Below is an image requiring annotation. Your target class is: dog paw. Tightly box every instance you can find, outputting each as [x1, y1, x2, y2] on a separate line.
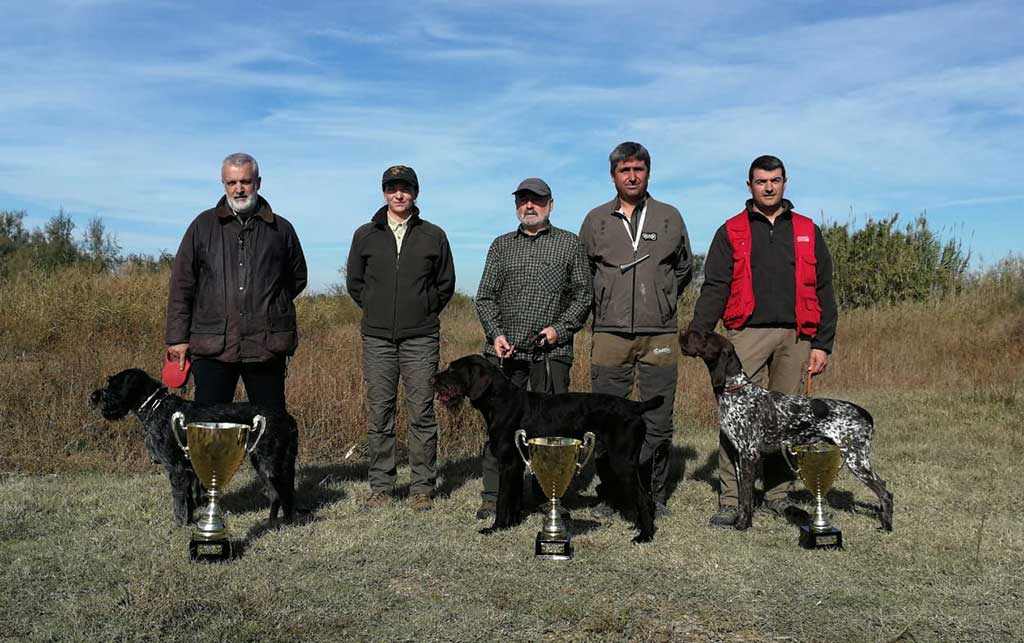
[631, 533, 654, 544]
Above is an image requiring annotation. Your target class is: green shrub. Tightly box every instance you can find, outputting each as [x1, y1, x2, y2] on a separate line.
[823, 212, 968, 308]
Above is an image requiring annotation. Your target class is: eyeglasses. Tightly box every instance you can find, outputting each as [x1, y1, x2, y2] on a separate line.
[515, 194, 550, 206]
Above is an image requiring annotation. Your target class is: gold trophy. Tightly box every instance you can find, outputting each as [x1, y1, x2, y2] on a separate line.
[515, 430, 596, 560]
[787, 443, 844, 550]
[171, 412, 266, 560]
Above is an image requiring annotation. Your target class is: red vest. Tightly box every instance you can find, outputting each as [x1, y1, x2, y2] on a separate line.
[722, 210, 821, 336]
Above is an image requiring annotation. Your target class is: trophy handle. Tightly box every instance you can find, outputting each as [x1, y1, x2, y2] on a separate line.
[782, 443, 799, 475]
[170, 411, 190, 460]
[247, 415, 267, 454]
[514, 429, 532, 474]
[576, 432, 597, 472]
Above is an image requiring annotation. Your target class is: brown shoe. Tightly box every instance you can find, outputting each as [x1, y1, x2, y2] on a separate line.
[361, 491, 391, 510]
[409, 493, 433, 512]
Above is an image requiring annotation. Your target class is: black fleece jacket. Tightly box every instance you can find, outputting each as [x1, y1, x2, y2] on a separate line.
[345, 206, 456, 341]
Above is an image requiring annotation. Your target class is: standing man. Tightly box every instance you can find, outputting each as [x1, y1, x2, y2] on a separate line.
[687, 155, 838, 528]
[579, 142, 693, 517]
[474, 177, 592, 520]
[346, 166, 456, 512]
[166, 153, 307, 410]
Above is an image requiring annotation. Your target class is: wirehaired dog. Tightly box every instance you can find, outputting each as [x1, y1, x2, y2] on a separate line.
[433, 354, 660, 543]
[90, 368, 298, 526]
[680, 330, 893, 532]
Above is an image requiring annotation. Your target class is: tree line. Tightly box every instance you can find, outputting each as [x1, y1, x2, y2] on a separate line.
[1, 208, 970, 309]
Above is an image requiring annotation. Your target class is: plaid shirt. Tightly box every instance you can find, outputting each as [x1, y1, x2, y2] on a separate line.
[476, 225, 592, 361]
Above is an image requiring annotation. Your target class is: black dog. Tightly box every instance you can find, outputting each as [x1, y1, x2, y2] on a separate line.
[680, 330, 894, 532]
[90, 368, 298, 527]
[433, 355, 660, 543]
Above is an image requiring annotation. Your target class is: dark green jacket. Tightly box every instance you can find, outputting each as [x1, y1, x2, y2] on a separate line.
[346, 206, 456, 340]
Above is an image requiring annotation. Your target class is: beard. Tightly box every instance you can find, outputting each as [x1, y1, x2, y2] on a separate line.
[227, 192, 258, 215]
[517, 210, 550, 230]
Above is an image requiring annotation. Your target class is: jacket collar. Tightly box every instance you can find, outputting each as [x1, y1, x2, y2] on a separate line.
[371, 205, 421, 228]
[216, 195, 275, 223]
[605, 192, 653, 216]
[745, 198, 794, 222]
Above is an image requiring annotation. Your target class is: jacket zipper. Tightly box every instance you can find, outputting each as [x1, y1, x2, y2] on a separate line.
[392, 230, 401, 342]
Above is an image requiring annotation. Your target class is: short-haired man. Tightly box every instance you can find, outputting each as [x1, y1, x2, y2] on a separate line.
[688, 155, 838, 528]
[579, 142, 693, 516]
[346, 166, 456, 512]
[474, 177, 592, 520]
[166, 153, 307, 409]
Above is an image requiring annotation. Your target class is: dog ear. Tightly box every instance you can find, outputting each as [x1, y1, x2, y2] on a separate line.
[679, 329, 705, 357]
[466, 359, 495, 401]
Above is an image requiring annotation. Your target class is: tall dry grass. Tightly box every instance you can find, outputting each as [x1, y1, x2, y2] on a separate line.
[1, 259, 1022, 473]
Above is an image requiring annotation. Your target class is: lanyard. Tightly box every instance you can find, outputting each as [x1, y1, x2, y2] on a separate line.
[617, 201, 648, 254]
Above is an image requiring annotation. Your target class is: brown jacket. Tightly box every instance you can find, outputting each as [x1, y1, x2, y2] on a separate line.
[166, 196, 307, 361]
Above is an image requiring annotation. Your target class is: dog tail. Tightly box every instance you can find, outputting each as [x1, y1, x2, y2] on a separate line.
[635, 395, 665, 414]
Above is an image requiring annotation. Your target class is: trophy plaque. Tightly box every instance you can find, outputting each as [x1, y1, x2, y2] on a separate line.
[789, 443, 844, 550]
[171, 412, 266, 561]
[515, 430, 596, 560]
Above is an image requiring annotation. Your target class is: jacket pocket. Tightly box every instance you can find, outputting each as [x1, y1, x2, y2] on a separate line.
[267, 313, 298, 355]
[189, 318, 225, 357]
[799, 254, 817, 286]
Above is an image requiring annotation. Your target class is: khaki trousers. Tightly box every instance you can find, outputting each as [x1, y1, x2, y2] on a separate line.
[717, 327, 811, 507]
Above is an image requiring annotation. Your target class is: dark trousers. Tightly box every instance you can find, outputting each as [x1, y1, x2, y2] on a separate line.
[480, 354, 572, 502]
[362, 333, 440, 497]
[191, 356, 288, 410]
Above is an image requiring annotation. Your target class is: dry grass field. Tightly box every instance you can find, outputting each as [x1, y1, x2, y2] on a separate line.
[1, 261, 1022, 641]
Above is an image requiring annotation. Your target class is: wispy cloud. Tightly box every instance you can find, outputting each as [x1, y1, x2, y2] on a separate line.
[1, 0, 1021, 292]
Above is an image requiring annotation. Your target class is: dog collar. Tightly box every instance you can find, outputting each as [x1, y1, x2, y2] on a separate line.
[722, 379, 752, 394]
[138, 387, 168, 418]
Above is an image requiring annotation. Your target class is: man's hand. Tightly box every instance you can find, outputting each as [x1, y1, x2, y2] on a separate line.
[493, 336, 514, 359]
[537, 326, 558, 346]
[167, 343, 190, 370]
[807, 348, 828, 375]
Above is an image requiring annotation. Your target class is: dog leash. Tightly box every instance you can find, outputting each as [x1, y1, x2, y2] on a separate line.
[806, 372, 813, 397]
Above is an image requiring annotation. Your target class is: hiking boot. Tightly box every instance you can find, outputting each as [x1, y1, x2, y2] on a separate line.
[758, 498, 795, 518]
[708, 505, 739, 528]
[409, 493, 433, 512]
[361, 491, 391, 511]
[475, 499, 496, 520]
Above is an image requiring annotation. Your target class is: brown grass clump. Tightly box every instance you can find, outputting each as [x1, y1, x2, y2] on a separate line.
[1, 260, 1022, 473]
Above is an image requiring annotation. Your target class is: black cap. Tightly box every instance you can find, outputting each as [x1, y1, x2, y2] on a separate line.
[382, 165, 419, 190]
[512, 177, 552, 197]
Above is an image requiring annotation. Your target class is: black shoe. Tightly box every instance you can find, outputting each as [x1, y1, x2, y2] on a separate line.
[475, 500, 496, 520]
[757, 499, 795, 518]
[655, 502, 673, 519]
[708, 505, 739, 528]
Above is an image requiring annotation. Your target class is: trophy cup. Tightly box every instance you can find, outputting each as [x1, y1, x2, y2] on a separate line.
[171, 412, 266, 560]
[787, 443, 844, 550]
[515, 430, 596, 560]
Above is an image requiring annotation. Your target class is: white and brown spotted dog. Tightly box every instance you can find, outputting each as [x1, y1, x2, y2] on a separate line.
[680, 330, 893, 532]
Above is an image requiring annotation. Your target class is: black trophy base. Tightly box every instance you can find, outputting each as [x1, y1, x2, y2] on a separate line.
[189, 537, 233, 561]
[799, 525, 843, 550]
[535, 532, 573, 560]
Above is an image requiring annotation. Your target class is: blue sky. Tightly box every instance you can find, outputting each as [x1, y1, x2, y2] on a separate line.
[2, 0, 1021, 293]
